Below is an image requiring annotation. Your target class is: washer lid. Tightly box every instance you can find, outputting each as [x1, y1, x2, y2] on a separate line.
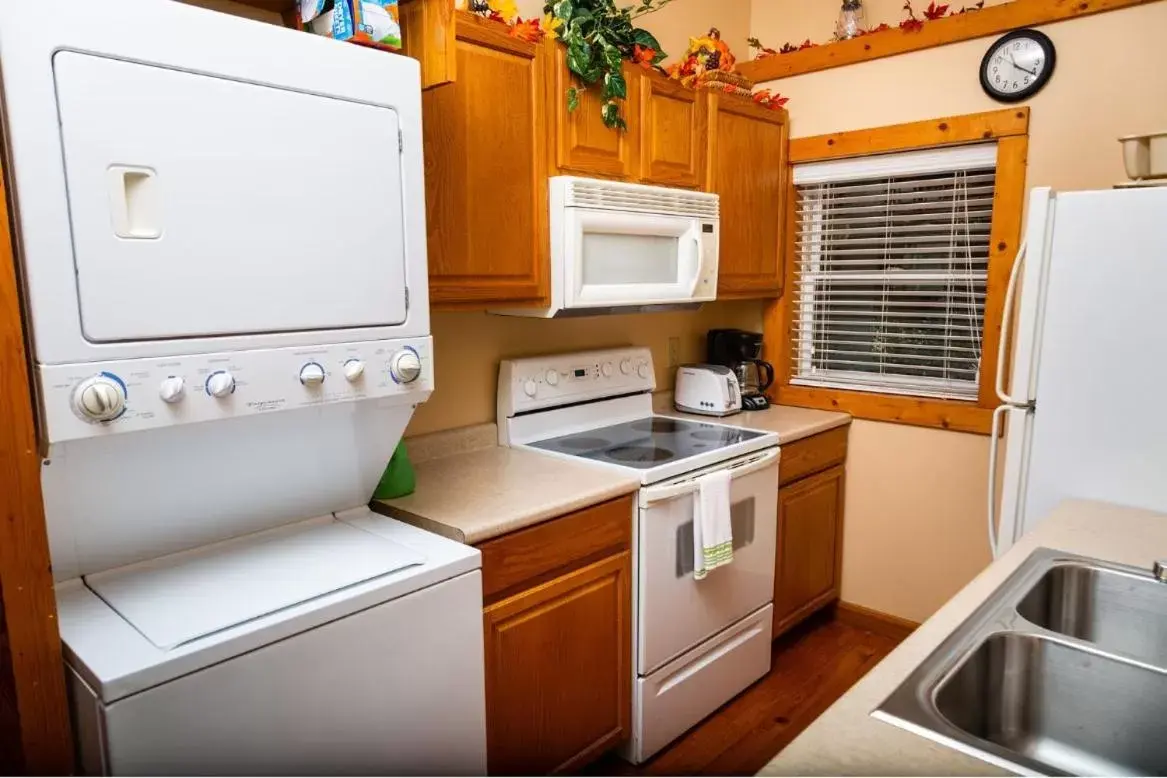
[84, 517, 424, 651]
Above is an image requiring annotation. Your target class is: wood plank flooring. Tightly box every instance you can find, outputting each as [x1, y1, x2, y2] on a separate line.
[585, 609, 903, 776]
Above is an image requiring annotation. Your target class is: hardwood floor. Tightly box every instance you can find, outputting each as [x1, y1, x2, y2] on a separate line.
[585, 609, 903, 776]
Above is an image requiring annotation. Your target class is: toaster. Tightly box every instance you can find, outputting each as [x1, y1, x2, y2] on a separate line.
[674, 364, 742, 417]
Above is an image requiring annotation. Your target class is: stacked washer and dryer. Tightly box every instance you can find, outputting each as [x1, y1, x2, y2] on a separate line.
[0, 0, 485, 774]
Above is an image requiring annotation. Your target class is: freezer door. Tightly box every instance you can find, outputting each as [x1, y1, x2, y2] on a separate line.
[1022, 188, 1167, 528]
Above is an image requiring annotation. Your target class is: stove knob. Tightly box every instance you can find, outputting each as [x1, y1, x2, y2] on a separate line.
[545, 369, 559, 386]
[390, 349, 422, 384]
[73, 375, 126, 422]
[637, 362, 650, 380]
[206, 371, 236, 398]
[343, 359, 366, 382]
[159, 376, 185, 404]
[299, 362, 326, 386]
[523, 379, 538, 398]
[601, 362, 614, 377]
[620, 358, 632, 375]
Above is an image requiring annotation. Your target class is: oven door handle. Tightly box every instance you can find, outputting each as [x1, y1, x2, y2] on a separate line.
[639, 448, 780, 507]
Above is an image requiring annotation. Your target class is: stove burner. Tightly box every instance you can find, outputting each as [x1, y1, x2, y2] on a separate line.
[557, 436, 611, 451]
[632, 418, 685, 434]
[607, 445, 674, 463]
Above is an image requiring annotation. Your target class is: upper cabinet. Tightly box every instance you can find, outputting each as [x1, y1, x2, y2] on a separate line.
[638, 73, 707, 189]
[550, 52, 640, 181]
[421, 15, 549, 307]
[705, 92, 788, 299]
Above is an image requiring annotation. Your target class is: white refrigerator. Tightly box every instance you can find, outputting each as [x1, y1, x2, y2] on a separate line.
[991, 185, 1167, 557]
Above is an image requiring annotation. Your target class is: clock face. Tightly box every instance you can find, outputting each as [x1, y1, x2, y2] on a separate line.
[980, 30, 1055, 102]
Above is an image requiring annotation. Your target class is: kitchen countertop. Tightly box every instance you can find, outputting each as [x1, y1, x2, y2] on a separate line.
[760, 499, 1167, 776]
[371, 436, 641, 545]
[660, 399, 851, 444]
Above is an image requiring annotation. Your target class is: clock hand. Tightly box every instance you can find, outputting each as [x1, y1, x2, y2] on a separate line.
[1008, 51, 1038, 76]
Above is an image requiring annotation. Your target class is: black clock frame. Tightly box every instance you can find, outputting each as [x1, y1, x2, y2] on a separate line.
[979, 29, 1056, 103]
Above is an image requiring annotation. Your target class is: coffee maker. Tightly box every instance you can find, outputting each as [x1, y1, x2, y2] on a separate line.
[706, 329, 774, 410]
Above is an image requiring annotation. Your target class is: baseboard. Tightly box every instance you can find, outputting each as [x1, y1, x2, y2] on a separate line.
[834, 601, 920, 642]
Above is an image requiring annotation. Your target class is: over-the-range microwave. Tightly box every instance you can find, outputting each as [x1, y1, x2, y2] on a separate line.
[493, 176, 719, 318]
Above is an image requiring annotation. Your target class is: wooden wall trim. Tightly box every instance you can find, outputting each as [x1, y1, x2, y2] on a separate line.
[833, 602, 920, 642]
[737, 0, 1160, 82]
[0, 169, 73, 772]
[790, 107, 1029, 163]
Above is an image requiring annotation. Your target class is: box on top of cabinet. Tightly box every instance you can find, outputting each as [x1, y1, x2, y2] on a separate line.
[299, 0, 402, 51]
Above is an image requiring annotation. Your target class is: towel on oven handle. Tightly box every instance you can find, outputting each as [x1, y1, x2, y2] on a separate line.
[693, 468, 733, 580]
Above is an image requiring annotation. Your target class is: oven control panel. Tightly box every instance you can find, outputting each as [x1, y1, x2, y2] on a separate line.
[498, 346, 655, 417]
[38, 337, 433, 444]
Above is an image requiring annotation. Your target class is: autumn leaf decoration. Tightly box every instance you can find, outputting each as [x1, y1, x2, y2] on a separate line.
[751, 88, 789, 110]
[509, 17, 545, 42]
[746, 36, 778, 59]
[899, 1, 924, 31]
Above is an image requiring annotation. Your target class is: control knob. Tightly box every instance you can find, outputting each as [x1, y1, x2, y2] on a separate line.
[159, 376, 186, 404]
[390, 349, 422, 384]
[637, 361, 650, 380]
[601, 362, 614, 377]
[545, 369, 559, 386]
[299, 362, 326, 386]
[72, 375, 126, 422]
[523, 379, 538, 398]
[206, 371, 236, 398]
[620, 358, 632, 375]
[343, 359, 366, 382]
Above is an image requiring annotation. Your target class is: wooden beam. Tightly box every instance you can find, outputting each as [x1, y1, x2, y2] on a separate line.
[0, 169, 73, 772]
[790, 107, 1030, 162]
[738, 0, 1160, 82]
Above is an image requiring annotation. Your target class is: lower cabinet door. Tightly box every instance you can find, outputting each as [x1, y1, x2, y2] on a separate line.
[773, 465, 846, 636]
[483, 551, 631, 775]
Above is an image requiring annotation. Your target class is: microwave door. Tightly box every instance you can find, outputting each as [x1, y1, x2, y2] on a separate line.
[564, 209, 709, 308]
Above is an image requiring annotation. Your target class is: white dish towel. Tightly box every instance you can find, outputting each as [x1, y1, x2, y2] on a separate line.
[692, 469, 733, 580]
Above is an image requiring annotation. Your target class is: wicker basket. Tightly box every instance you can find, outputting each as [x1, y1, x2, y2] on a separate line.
[696, 70, 755, 97]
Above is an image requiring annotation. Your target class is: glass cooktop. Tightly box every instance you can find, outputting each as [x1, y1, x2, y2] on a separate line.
[529, 416, 766, 470]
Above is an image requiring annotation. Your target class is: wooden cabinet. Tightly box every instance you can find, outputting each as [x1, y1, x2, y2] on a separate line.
[421, 14, 548, 306]
[772, 428, 848, 638]
[477, 495, 633, 774]
[548, 49, 639, 180]
[637, 73, 707, 188]
[705, 93, 788, 297]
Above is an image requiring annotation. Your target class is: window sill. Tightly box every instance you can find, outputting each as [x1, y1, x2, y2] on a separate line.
[776, 384, 994, 434]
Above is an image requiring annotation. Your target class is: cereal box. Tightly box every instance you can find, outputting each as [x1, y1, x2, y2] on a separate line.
[299, 0, 402, 51]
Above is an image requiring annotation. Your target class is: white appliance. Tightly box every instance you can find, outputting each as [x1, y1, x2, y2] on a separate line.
[493, 176, 720, 318]
[674, 364, 742, 417]
[990, 186, 1167, 557]
[498, 348, 779, 762]
[0, 1, 486, 774]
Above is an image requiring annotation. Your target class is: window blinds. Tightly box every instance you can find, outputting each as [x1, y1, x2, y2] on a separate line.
[790, 143, 998, 401]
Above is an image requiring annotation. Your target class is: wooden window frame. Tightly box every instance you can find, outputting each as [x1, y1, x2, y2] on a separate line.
[736, 0, 1158, 82]
[763, 108, 1029, 435]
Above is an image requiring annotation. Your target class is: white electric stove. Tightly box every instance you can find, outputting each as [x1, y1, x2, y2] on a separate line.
[498, 347, 780, 763]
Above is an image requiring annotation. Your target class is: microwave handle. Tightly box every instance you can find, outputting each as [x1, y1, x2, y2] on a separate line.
[687, 234, 703, 296]
[640, 448, 780, 506]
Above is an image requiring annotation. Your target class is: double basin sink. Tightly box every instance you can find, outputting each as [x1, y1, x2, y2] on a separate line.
[875, 548, 1167, 776]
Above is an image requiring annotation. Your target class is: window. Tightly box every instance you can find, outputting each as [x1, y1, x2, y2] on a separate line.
[791, 144, 997, 401]
[771, 109, 1030, 434]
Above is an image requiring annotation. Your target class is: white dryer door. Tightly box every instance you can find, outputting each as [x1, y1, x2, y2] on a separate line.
[53, 51, 408, 342]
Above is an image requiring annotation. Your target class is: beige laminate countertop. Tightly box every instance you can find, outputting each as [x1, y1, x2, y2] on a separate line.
[372, 443, 641, 545]
[760, 499, 1167, 776]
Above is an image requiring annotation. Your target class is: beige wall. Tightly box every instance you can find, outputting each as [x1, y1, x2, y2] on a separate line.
[752, 1, 1167, 622]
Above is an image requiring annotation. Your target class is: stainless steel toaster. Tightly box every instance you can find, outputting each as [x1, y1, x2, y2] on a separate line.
[674, 364, 742, 417]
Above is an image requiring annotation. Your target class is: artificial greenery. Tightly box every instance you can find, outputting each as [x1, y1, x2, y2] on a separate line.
[545, 0, 675, 130]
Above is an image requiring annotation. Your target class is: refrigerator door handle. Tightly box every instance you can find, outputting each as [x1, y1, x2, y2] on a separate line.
[987, 404, 1008, 558]
[995, 241, 1028, 406]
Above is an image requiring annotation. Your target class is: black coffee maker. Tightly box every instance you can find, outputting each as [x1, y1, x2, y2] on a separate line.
[706, 329, 774, 411]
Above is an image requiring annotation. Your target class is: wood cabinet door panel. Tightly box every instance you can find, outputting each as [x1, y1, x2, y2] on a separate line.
[484, 552, 631, 775]
[638, 74, 706, 188]
[550, 46, 638, 179]
[423, 17, 548, 305]
[706, 94, 787, 297]
[773, 465, 845, 636]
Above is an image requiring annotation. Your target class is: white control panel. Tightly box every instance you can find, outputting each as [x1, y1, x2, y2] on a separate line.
[498, 347, 655, 418]
[39, 337, 433, 443]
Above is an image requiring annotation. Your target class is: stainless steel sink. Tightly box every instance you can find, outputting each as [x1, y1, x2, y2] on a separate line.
[875, 548, 1167, 776]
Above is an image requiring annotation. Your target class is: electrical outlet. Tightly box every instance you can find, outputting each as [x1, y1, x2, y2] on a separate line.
[668, 337, 681, 368]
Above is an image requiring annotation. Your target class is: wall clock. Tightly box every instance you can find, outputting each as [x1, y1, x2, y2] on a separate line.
[980, 29, 1056, 103]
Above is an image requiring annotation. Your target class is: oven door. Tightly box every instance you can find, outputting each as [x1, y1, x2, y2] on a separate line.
[561, 208, 716, 308]
[636, 448, 779, 675]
